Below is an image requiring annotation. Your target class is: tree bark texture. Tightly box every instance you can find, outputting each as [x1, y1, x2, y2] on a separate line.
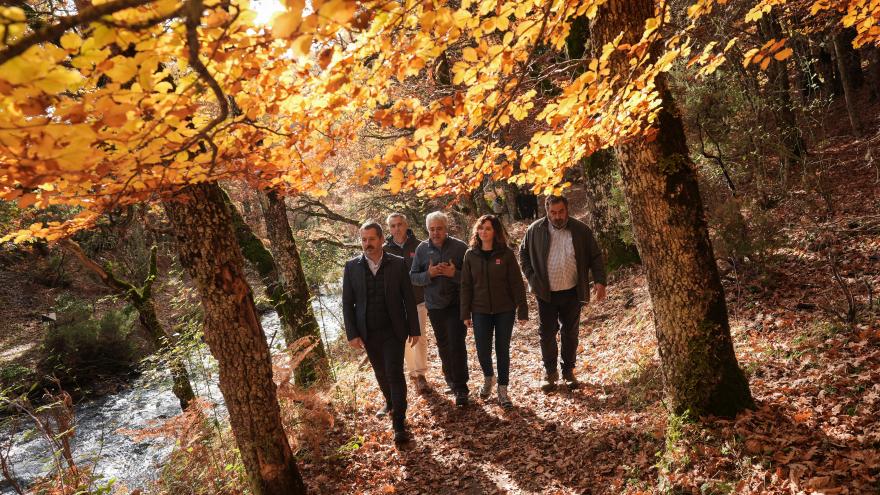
[833, 34, 863, 136]
[590, 0, 754, 417]
[61, 240, 195, 410]
[580, 150, 640, 270]
[260, 191, 329, 386]
[224, 189, 312, 356]
[163, 183, 306, 495]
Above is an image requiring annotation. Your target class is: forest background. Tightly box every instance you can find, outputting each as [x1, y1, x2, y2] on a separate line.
[0, 0, 878, 493]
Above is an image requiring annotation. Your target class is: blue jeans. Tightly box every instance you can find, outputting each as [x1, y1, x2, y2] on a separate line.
[472, 311, 515, 386]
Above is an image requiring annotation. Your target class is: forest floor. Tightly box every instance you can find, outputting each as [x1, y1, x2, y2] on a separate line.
[298, 135, 880, 493]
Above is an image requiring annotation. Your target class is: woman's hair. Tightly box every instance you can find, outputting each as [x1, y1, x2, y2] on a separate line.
[469, 214, 507, 250]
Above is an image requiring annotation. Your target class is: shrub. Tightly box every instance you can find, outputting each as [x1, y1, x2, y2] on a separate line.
[41, 295, 138, 386]
[708, 198, 781, 263]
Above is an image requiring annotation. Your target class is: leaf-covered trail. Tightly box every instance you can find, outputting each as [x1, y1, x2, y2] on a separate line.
[304, 271, 665, 494]
[300, 152, 880, 494]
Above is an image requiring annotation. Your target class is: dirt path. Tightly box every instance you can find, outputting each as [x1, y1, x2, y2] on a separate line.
[300, 155, 880, 494]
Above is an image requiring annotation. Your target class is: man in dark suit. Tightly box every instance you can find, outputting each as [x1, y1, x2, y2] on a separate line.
[343, 221, 420, 444]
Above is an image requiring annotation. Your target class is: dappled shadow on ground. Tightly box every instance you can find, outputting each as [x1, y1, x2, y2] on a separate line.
[388, 384, 664, 495]
[671, 398, 880, 493]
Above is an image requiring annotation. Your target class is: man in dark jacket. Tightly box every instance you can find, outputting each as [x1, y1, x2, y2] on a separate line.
[519, 195, 607, 391]
[384, 213, 431, 393]
[343, 221, 420, 444]
[410, 211, 471, 406]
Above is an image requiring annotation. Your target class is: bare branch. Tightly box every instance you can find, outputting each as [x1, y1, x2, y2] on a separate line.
[289, 196, 360, 226]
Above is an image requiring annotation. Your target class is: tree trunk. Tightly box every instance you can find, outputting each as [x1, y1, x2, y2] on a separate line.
[164, 183, 306, 495]
[224, 190, 310, 350]
[834, 28, 864, 89]
[60, 240, 195, 410]
[866, 46, 880, 101]
[580, 150, 640, 270]
[260, 191, 329, 386]
[500, 181, 519, 223]
[833, 34, 863, 136]
[759, 14, 806, 173]
[591, 0, 754, 417]
[814, 43, 842, 98]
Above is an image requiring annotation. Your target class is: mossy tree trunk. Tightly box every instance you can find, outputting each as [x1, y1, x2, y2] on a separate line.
[164, 183, 306, 495]
[591, 0, 754, 417]
[61, 240, 195, 410]
[259, 191, 329, 386]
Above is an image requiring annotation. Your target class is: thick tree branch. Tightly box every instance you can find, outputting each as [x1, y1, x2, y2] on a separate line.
[59, 238, 138, 297]
[289, 196, 360, 226]
[305, 236, 359, 250]
[180, 0, 229, 154]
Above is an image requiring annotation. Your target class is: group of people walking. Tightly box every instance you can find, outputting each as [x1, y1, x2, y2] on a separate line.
[341, 195, 607, 444]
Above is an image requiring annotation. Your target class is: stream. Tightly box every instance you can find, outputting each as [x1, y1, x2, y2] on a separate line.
[0, 291, 343, 494]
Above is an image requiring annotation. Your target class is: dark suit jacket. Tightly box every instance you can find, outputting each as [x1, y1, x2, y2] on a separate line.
[342, 253, 420, 343]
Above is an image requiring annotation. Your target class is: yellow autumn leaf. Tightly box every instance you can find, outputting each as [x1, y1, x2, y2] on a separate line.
[462, 47, 478, 62]
[773, 47, 793, 61]
[60, 32, 83, 50]
[105, 56, 139, 83]
[273, 9, 303, 38]
[35, 67, 84, 93]
[319, 0, 357, 25]
[388, 167, 404, 194]
[292, 34, 313, 57]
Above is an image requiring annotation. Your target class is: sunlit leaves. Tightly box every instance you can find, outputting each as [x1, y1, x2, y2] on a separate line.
[743, 37, 789, 70]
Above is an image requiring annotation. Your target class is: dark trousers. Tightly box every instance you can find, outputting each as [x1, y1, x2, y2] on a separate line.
[537, 288, 583, 374]
[364, 327, 407, 431]
[427, 304, 469, 394]
[472, 310, 515, 386]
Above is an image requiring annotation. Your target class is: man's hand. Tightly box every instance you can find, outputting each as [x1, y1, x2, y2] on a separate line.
[348, 337, 364, 349]
[427, 260, 442, 278]
[464, 319, 472, 327]
[408, 335, 420, 348]
[438, 261, 456, 277]
[594, 283, 606, 302]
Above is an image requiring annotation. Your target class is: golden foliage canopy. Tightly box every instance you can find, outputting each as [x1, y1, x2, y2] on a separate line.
[1, 0, 876, 241]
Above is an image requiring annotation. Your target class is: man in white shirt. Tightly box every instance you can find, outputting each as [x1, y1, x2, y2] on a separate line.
[519, 195, 607, 391]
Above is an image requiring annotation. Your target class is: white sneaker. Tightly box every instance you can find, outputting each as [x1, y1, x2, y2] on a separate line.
[479, 376, 496, 399]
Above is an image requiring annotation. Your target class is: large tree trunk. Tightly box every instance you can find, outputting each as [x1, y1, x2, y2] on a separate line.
[813, 43, 842, 98]
[580, 150, 640, 270]
[260, 191, 329, 386]
[164, 183, 306, 495]
[833, 28, 864, 89]
[591, 0, 753, 417]
[866, 46, 880, 101]
[224, 189, 318, 361]
[833, 33, 863, 136]
[61, 240, 196, 410]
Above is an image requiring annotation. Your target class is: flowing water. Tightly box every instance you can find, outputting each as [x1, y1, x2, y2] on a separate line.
[1, 292, 344, 494]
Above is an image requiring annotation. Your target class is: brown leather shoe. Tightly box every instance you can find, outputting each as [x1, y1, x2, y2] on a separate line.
[562, 369, 579, 389]
[541, 371, 558, 392]
[414, 375, 430, 394]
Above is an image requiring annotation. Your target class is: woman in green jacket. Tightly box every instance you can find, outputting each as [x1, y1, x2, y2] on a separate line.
[460, 215, 528, 407]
